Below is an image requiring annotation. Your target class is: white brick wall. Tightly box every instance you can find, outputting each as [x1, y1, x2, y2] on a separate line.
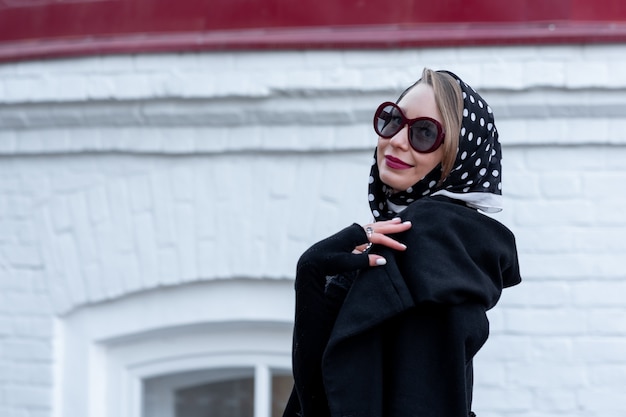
[1, 45, 626, 416]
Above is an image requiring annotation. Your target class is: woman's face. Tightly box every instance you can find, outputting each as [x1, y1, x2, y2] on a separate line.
[376, 83, 445, 193]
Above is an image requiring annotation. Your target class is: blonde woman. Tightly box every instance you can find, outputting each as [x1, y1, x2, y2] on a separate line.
[283, 69, 521, 417]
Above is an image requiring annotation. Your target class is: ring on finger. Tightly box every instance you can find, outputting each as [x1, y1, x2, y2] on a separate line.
[365, 226, 374, 239]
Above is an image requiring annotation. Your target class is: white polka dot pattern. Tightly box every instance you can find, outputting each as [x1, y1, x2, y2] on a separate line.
[438, 71, 502, 203]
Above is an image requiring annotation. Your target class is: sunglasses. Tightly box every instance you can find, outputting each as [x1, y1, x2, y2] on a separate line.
[373, 102, 445, 153]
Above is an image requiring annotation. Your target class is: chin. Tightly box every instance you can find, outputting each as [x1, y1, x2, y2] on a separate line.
[379, 172, 408, 193]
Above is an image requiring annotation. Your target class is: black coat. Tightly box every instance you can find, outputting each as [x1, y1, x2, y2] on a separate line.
[285, 196, 521, 417]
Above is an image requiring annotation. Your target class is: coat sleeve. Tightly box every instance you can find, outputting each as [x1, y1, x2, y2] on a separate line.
[286, 223, 370, 417]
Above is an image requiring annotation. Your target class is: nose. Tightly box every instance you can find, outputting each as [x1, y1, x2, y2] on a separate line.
[388, 125, 410, 150]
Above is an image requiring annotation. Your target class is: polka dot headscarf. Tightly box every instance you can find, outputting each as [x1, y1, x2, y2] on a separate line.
[368, 70, 503, 220]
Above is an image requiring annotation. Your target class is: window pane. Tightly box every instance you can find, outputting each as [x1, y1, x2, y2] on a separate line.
[271, 372, 293, 417]
[175, 376, 254, 417]
[143, 368, 255, 417]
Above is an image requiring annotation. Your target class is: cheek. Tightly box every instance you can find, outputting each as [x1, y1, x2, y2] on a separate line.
[420, 148, 444, 170]
[376, 140, 387, 166]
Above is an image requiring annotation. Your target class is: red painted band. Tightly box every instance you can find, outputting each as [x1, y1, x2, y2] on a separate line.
[3, 0, 626, 62]
[2, 22, 626, 63]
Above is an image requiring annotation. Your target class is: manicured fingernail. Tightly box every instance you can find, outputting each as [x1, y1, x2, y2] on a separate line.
[403, 221, 411, 225]
[393, 217, 402, 222]
[376, 258, 387, 266]
[400, 243, 407, 249]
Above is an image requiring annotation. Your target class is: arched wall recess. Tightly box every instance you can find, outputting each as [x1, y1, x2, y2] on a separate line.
[54, 278, 295, 417]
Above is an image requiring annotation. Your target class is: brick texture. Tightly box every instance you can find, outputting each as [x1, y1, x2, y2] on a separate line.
[1, 45, 626, 416]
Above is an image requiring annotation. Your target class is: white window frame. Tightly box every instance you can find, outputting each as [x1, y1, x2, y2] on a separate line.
[53, 279, 294, 417]
[142, 357, 292, 417]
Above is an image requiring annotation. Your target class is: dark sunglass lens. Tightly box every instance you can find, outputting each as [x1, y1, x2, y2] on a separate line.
[409, 120, 439, 151]
[376, 105, 403, 138]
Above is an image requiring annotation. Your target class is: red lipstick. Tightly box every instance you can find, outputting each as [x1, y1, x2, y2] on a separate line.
[385, 155, 413, 170]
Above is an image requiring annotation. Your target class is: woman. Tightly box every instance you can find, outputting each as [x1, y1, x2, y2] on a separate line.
[283, 69, 521, 417]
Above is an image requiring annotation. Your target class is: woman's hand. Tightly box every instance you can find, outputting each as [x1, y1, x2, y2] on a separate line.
[354, 218, 412, 267]
[297, 219, 412, 278]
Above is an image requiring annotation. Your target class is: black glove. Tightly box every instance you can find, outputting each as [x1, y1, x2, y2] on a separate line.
[296, 223, 370, 279]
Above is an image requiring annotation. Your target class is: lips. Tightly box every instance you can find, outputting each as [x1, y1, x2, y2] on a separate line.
[385, 155, 414, 170]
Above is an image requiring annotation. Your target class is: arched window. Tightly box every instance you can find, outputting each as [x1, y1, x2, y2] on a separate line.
[56, 279, 294, 417]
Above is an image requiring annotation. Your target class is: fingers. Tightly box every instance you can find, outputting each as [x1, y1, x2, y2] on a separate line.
[368, 254, 387, 267]
[352, 218, 412, 268]
[363, 218, 412, 252]
[371, 218, 412, 235]
[371, 233, 408, 251]
[353, 243, 370, 253]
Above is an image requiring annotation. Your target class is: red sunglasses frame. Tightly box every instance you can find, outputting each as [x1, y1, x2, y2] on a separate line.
[373, 101, 445, 154]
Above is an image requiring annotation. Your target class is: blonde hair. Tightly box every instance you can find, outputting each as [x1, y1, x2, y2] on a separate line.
[397, 68, 463, 181]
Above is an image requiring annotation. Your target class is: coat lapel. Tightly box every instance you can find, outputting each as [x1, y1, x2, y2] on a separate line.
[326, 247, 414, 344]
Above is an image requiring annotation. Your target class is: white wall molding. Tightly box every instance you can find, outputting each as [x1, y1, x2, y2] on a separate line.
[3, 88, 626, 156]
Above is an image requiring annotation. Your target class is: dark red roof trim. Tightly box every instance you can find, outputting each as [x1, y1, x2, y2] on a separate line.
[2, 22, 626, 63]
